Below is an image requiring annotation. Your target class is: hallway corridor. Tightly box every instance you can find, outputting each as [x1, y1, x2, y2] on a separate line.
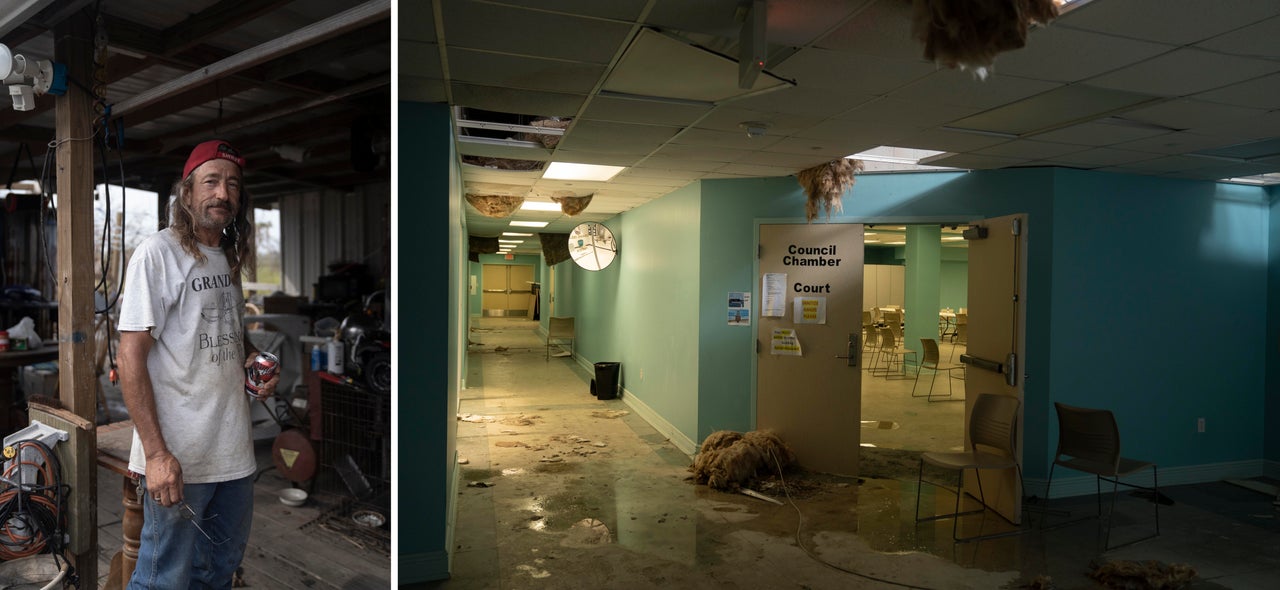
[418, 318, 1280, 589]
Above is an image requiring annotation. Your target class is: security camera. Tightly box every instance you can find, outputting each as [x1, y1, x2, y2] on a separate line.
[0, 43, 66, 111]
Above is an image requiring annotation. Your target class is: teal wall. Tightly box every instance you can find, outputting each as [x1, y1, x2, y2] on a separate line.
[569, 184, 702, 443]
[400, 101, 463, 582]
[1268, 186, 1280, 463]
[1047, 171, 1269, 471]
[940, 257, 968, 311]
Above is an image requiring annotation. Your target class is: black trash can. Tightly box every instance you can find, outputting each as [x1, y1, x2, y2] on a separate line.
[590, 362, 620, 400]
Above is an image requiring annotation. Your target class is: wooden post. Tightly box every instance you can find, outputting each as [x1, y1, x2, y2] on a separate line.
[55, 11, 99, 585]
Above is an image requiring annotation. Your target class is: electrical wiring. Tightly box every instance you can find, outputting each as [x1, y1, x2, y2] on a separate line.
[766, 450, 938, 590]
[0, 440, 70, 563]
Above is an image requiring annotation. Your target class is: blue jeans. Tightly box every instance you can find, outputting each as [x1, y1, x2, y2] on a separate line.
[128, 475, 254, 590]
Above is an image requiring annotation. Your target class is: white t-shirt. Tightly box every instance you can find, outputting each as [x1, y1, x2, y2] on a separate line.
[117, 228, 255, 483]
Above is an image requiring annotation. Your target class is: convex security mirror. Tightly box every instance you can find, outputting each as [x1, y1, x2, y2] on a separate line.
[568, 222, 617, 271]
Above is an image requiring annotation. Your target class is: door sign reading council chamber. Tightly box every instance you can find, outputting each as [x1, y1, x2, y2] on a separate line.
[761, 242, 844, 325]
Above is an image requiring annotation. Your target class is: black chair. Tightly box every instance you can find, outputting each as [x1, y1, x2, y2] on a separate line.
[1043, 402, 1160, 550]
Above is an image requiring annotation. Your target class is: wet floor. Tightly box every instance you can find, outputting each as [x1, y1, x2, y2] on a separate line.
[414, 318, 1280, 589]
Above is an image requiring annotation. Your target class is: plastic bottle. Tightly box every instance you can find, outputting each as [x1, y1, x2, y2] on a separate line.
[326, 339, 345, 375]
[310, 344, 324, 371]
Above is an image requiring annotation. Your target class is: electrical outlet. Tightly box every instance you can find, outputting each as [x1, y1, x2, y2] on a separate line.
[1197, 418, 1205, 433]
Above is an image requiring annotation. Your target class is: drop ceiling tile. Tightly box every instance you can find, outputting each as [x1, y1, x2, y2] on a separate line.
[732, 86, 876, 118]
[446, 49, 605, 94]
[696, 107, 825, 135]
[558, 120, 686, 154]
[1051, 148, 1161, 167]
[995, 26, 1173, 83]
[400, 40, 442, 78]
[733, 150, 845, 169]
[1085, 48, 1280, 97]
[889, 69, 1062, 110]
[457, 140, 552, 161]
[947, 85, 1160, 136]
[654, 142, 751, 162]
[764, 135, 866, 159]
[449, 84, 586, 118]
[579, 96, 711, 126]
[618, 167, 707, 182]
[1121, 99, 1265, 130]
[638, 154, 730, 172]
[815, 0, 922, 61]
[922, 153, 1029, 170]
[1186, 110, 1280, 141]
[500, 0, 648, 21]
[793, 117, 922, 145]
[974, 140, 1085, 160]
[441, 1, 630, 63]
[771, 47, 938, 94]
[1058, 0, 1280, 45]
[603, 29, 791, 102]
[398, 5, 436, 43]
[669, 127, 784, 151]
[1029, 120, 1173, 146]
[1196, 15, 1280, 58]
[833, 97, 980, 128]
[542, 150, 640, 167]
[400, 77, 447, 103]
[1194, 73, 1280, 110]
[894, 128, 1013, 152]
[1111, 132, 1242, 155]
[717, 162, 804, 177]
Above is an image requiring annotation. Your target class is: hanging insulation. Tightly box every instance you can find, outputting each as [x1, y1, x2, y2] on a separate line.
[911, 0, 1059, 76]
[552, 193, 593, 216]
[465, 194, 525, 218]
[468, 235, 500, 262]
[519, 118, 571, 149]
[538, 233, 571, 266]
[796, 159, 862, 222]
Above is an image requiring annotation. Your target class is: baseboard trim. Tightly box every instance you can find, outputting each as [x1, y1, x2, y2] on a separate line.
[619, 387, 698, 458]
[399, 550, 451, 584]
[1025, 459, 1266, 499]
[1266, 460, 1280, 480]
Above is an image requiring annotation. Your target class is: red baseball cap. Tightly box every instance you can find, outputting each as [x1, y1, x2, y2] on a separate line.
[183, 140, 246, 179]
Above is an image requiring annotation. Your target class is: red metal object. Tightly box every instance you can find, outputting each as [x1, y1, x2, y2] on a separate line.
[245, 351, 280, 398]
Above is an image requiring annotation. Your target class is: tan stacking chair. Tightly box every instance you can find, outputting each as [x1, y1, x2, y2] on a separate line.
[915, 393, 1023, 542]
[546, 316, 575, 361]
[912, 338, 965, 401]
[872, 327, 916, 378]
[1042, 403, 1160, 550]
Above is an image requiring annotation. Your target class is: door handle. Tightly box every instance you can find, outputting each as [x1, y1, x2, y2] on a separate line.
[834, 333, 857, 367]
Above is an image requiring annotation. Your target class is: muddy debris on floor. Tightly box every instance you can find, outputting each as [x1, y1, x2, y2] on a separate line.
[690, 430, 795, 491]
[591, 410, 630, 419]
[1087, 560, 1198, 590]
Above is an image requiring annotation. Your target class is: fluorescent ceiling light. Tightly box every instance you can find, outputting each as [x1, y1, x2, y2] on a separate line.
[543, 162, 625, 182]
[499, 239, 524, 244]
[849, 146, 948, 165]
[942, 236, 965, 241]
[520, 201, 562, 211]
[503, 232, 533, 237]
[1221, 173, 1280, 186]
[886, 241, 906, 245]
[510, 220, 549, 228]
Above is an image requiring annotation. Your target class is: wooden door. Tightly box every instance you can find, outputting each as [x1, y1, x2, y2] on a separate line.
[756, 223, 864, 476]
[961, 214, 1027, 525]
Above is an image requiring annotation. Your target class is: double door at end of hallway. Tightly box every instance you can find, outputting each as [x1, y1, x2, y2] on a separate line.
[481, 264, 535, 317]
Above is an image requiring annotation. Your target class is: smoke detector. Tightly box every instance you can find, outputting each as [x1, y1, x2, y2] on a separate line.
[739, 121, 770, 138]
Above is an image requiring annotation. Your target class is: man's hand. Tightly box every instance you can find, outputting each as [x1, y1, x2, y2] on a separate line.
[244, 355, 281, 399]
[145, 450, 184, 507]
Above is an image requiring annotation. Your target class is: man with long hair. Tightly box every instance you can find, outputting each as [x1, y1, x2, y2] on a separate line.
[117, 140, 278, 588]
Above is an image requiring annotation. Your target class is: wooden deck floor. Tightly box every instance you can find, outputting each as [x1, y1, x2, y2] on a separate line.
[94, 441, 391, 588]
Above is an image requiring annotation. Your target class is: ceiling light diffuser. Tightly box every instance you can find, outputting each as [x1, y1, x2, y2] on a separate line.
[520, 201, 562, 211]
[510, 221, 549, 228]
[503, 232, 533, 237]
[543, 162, 625, 182]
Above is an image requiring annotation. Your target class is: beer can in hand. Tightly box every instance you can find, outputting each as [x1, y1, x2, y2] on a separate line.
[246, 351, 280, 399]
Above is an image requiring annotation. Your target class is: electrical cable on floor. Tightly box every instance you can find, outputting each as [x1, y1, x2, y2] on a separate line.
[767, 450, 938, 590]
